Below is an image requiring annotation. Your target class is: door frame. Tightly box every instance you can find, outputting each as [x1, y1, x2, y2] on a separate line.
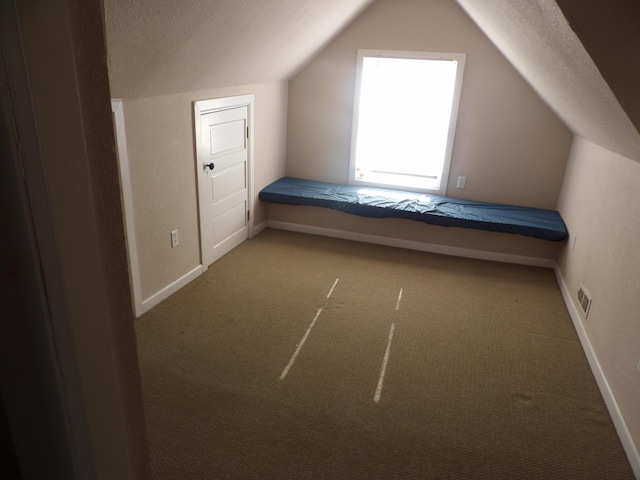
[193, 94, 255, 271]
[111, 100, 143, 317]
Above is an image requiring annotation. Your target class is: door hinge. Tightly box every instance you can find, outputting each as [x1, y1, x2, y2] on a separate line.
[247, 210, 250, 221]
[246, 126, 249, 139]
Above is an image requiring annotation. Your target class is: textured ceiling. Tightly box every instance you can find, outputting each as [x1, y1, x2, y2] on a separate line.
[105, 0, 640, 162]
[104, 0, 375, 99]
[555, 0, 640, 134]
[455, 0, 640, 162]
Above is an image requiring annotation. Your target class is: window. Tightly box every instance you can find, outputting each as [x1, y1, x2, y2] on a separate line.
[349, 50, 466, 195]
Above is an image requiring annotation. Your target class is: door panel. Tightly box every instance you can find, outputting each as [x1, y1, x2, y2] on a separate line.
[210, 189, 247, 219]
[211, 163, 246, 202]
[198, 105, 249, 267]
[213, 201, 247, 246]
[209, 119, 246, 157]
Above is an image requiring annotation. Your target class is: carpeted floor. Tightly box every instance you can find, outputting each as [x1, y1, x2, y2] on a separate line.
[135, 228, 634, 479]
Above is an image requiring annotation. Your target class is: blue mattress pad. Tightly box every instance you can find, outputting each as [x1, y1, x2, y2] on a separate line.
[259, 177, 568, 242]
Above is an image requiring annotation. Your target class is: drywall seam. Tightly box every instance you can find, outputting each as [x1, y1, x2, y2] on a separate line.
[553, 265, 640, 479]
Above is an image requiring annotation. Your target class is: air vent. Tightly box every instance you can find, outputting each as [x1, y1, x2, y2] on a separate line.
[577, 282, 592, 317]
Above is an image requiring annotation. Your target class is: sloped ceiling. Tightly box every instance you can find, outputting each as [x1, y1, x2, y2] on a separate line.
[104, 0, 640, 162]
[555, 0, 640, 135]
[104, 0, 375, 99]
[455, 0, 640, 162]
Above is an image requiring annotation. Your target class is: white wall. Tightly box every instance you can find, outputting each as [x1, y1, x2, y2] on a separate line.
[556, 136, 640, 472]
[277, 0, 572, 262]
[122, 83, 288, 302]
[6, 0, 150, 477]
[286, 0, 572, 209]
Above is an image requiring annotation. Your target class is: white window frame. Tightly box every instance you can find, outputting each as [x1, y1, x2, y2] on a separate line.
[348, 49, 466, 195]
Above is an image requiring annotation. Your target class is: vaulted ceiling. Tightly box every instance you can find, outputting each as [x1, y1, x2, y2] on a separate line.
[104, 0, 375, 99]
[104, 0, 640, 162]
[455, 0, 640, 162]
[556, 0, 640, 134]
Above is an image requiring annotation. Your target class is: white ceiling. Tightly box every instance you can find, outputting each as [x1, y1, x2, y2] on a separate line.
[455, 0, 640, 162]
[105, 0, 375, 99]
[104, 0, 640, 163]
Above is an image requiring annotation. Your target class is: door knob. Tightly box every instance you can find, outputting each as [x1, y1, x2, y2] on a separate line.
[205, 162, 215, 171]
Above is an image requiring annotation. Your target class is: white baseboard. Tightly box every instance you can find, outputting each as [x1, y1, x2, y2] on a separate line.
[252, 220, 268, 237]
[139, 221, 269, 318]
[266, 220, 556, 268]
[140, 265, 203, 316]
[554, 266, 640, 479]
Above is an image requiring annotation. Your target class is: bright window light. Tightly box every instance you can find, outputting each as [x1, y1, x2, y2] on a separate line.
[349, 50, 466, 194]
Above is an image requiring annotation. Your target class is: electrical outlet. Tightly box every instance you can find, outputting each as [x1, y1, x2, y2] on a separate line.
[171, 229, 179, 248]
[456, 176, 467, 189]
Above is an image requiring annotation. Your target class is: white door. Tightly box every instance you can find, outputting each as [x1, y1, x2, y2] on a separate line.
[197, 104, 250, 268]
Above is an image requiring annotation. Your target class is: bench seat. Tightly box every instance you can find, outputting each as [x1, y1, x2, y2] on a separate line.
[259, 177, 568, 242]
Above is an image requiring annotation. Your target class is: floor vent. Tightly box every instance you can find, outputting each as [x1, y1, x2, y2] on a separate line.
[577, 282, 592, 317]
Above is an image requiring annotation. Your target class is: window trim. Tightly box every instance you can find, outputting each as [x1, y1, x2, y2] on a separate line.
[348, 49, 466, 195]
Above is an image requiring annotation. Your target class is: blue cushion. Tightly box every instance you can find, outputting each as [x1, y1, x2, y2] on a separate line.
[259, 177, 568, 242]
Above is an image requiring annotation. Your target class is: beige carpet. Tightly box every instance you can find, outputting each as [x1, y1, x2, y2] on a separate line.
[136, 228, 634, 479]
